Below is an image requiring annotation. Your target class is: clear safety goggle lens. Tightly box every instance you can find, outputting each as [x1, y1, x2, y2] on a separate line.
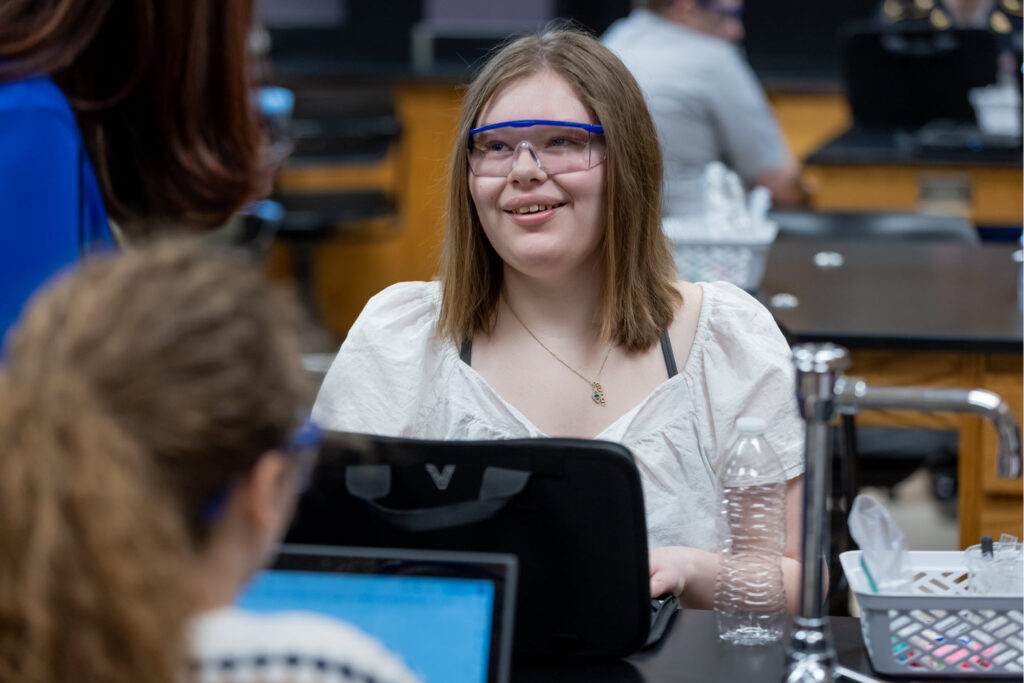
[468, 121, 606, 178]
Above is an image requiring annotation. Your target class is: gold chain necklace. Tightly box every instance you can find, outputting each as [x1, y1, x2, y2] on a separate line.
[503, 297, 613, 406]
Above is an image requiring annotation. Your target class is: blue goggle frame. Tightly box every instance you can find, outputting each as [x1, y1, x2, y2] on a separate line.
[468, 119, 604, 141]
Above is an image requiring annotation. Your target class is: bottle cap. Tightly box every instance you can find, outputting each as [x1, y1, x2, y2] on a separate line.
[736, 416, 767, 436]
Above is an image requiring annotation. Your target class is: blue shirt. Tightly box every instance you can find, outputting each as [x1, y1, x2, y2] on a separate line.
[0, 74, 115, 348]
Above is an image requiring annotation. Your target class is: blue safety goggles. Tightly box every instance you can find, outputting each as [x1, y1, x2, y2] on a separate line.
[467, 120, 606, 177]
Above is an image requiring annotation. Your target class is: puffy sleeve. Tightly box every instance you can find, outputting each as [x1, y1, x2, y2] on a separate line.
[312, 281, 448, 436]
[696, 282, 804, 479]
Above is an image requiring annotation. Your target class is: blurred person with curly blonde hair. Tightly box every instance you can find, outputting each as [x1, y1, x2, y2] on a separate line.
[0, 241, 419, 683]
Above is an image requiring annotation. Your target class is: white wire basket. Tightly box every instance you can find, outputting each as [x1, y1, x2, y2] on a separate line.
[840, 550, 1024, 677]
[663, 217, 777, 292]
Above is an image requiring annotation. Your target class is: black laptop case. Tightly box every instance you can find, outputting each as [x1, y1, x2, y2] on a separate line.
[284, 431, 653, 657]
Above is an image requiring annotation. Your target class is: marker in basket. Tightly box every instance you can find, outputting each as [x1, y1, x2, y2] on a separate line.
[860, 555, 880, 594]
[981, 535, 994, 559]
[835, 664, 886, 683]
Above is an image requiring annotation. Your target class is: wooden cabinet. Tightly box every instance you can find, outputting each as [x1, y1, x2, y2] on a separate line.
[965, 353, 1024, 543]
[848, 349, 1023, 547]
[270, 81, 462, 339]
[806, 164, 1023, 228]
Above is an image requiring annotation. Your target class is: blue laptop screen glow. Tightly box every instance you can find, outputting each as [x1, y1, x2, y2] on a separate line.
[237, 569, 494, 683]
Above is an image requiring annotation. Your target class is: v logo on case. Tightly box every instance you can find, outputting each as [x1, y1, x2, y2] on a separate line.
[425, 463, 456, 490]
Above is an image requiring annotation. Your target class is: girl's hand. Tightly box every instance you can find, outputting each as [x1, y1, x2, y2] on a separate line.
[649, 545, 722, 609]
[649, 546, 698, 598]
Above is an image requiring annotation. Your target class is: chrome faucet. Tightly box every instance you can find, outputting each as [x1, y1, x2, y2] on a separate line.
[783, 343, 1022, 683]
[833, 379, 1022, 479]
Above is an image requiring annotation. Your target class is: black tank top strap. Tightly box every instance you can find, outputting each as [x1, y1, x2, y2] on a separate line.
[660, 330, 678, 378]
[459, 337, 473, 365]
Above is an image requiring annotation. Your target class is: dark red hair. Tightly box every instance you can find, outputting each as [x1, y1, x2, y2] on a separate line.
[0, 0, 269, 234]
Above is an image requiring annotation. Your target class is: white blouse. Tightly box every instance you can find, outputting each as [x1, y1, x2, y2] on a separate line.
[313, 280, 804, 552]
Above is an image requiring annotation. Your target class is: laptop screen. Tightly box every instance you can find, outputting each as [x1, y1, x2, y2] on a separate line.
[236, 545, 516, 683]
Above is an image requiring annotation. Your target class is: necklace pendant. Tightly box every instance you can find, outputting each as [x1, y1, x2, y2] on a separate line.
[591, 381, 606, 406]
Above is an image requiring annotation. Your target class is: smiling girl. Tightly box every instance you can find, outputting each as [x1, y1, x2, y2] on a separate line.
[314, 29, 806, 611]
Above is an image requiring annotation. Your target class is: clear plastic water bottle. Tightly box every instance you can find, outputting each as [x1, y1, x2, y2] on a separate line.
[714, 416, 787, 645]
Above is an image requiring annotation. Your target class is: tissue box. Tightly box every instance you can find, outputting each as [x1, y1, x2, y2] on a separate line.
[840, 550, 1024, 677]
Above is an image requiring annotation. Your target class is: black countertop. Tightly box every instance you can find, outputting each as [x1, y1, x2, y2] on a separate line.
[806, 126, 1023, 167]
[511, 609, 1007, 682]
[760, 240, 1023, 353]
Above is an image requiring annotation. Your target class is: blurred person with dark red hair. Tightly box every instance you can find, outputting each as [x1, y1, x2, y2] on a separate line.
[0, 0, 273, 342]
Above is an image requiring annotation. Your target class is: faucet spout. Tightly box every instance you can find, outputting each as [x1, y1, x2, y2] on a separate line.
[834, 378, 1022, 479]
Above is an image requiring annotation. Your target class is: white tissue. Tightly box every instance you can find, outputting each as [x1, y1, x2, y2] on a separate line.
[849, 494, 913, 593]
[663, 162, 777, 244]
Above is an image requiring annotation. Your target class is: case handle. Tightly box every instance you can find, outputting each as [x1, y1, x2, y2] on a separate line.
[344, 465, 531, 532]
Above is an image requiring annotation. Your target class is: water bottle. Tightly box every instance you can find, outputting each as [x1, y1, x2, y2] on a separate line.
[714, 416, 787, 645]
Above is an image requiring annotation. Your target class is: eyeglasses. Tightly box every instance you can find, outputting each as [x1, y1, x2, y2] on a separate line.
[468, 119, 606, 178]
[203, 417, 323, 523]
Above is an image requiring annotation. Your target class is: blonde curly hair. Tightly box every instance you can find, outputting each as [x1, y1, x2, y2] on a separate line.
[0, 240, 311, 683]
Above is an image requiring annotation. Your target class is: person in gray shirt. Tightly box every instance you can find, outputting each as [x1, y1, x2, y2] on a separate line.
[602, 0, 810, 215]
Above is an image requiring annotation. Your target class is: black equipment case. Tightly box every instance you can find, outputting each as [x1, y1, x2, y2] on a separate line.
[284, 431, 653, 656]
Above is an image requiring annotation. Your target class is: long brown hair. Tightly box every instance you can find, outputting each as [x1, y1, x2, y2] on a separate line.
[0, 0, 269, 235]
[437, 29, 681, 352]
[0, 240, 311, 683]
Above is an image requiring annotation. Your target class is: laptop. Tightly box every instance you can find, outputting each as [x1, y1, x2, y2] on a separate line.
[237, 544, 517, 683]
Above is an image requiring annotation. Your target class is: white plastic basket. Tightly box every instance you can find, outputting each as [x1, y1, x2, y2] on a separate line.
[663, 217, 777, 292]
[840, 550, 1024, 677]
